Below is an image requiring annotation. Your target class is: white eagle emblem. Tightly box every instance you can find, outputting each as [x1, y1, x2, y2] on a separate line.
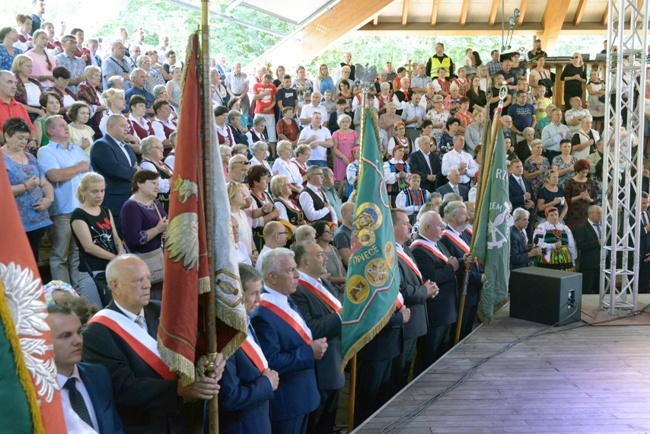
[0, 262, 58, 403]
[487, 201, 511, 249]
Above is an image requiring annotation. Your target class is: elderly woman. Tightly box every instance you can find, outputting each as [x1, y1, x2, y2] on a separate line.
[276, 106, 300, 145]
[332, 114, 359, 183]
[438, 117, 460, 155]
[246, 115, 268, 146]
[229, 182, 255, 257]
[152, 85, 178, 120]
[151, 99, 177, 148]
[77, 65, 107, 128]
[536, 170, 567, 223]
[3, 117, 53, 261]
[12, 55, 44, 121]
[291, 144, 311, 183]
[228, 97, 249, 131]
[272, 140, 303, 193]
[533, 207, 577, 271]
[561, 52, 587, 110]
[313, 221, 347, 290]
[426, 94, 450, 145]
[564, 159, 597, 231]
[140, 136, 172, 211]
[26, 30, 56, 89]
[384, 145, 410, 207]
[315, 63, 335, 95]
[379, 102, 402, 140]
[147, 50, 171, 83]
[293, 66, 313, 103]
[515, 127, 536, 162]
[250, 141, 272, 171]
[464, 110, 484, 157]
[443, 83, 461, 116]
[523, 139, 550, 194]
[98, 88, 126, 135]
[214, 105, 234, 146]
[377, 82, 393, 114]
[552, 140, 577, 189]
[71, 172, 125, 307]
[220, 145, 232, 178]
[136, 54, 160, 93]
[34, 91, 60, 146]
[210, 68, 229, 107]
[248, 165, 280, 250]
[387, 120, 412, 159]
[227, 109, 248, 145]
[271, 175, 304, 227]
[571, 116, 599, 161]
[127, 95, 154, 140]
[67, 101, 94, 155]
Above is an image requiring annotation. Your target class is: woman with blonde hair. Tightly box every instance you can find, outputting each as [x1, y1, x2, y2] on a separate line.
[229, 182, 255, 258]
[26, 30, 56, 88]
[12, 54, 44, 121]
[140, 136, 173, 210]
[271, 175, 304, 227]
[271, 140, 303, 193]
[315, 63, 335, 95]
[98, 88, 126, 135]
[77, 65, 108, 128]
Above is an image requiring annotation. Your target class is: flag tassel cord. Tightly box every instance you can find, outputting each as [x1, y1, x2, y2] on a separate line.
[453, 106, 503, 345]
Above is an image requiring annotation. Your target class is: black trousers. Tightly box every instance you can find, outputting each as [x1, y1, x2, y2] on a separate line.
[307, 388, 339, 434]
[413, 324, 451, 377]
[391, 337, 417, 393]
[354, 358, 393, 427]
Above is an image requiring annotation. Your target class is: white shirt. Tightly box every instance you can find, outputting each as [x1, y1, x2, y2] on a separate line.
[299, 104, 328, 126]
[272, 158, 303, 186]
[298, 125, 332, 162]
[262, 285, 313, 340]
[299, 183, 338, 224]
[541, 122, 570, 152]
[256, 245, 273, 272]
[401, 102, 425, 128]
[57, 365, 100, 434]
[441, 149, 478, 184]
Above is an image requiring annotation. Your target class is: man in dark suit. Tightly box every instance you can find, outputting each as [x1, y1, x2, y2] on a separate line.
[411, 211, 459, 375]
[409, 133, 440, 192]
[292, 241, 344, 434]
[391, 209, 438, 392]
[510, 208, 543, 271]
[218, 264, 278, 434]
[82, 255, 222, 434]
[90, 115, 140, 235]
[437, 168, 469, 201]
[438, 201, 484, 340]
[48, 304, 123, 434]
[509, 159, 536, 236]
[574, 205, 603, 294]
[252, 248, 328, 434]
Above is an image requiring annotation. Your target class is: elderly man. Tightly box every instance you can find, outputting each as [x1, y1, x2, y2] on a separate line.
[299, 91, 328, 126]
[574, 205, 603, 294]
[54, 34, 86, 92]
[393, 76, 411, 114]
[292, 241, 343, 434]
[297, 112, 332, 168]
[124, 68, 155, 113]
[219, 264, 278, 434]
[299, 165, 338, 224]
[411, 63, 432, 93]
[90, 115, 140, 235]
[48, 305, 123, 433]
[225, 62, 250, 114]
[102, 40, 133, 90]
[333, 202, 354, 268]
[37, 115, 89, 285]
[437, 168, 469, 201]
[441, 136, 479, 188]
[0, 70, 35, 143]
[82, 255, 223, 433]
[391, 209, 438, 392]
[411, 211, 459, 374]
[251, 248, 327, 434]
[510, 207, 542, 271]
[256, 221, 289, 273]
[438, 201, 484, 340]
[542, 108, 571, 162]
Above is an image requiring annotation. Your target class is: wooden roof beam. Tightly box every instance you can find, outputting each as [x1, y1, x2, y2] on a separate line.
[573, 0, 588, 26]
[402, 0, 410, 26]
[373, 16, 379, 26]
[431, 0, 440, 26]
[517, 0, 528, 26]
[539, 0, 572, 53]
[601, 4, 608, 27]
[488, 0, 499, 26]
[460, 0, 470, 26]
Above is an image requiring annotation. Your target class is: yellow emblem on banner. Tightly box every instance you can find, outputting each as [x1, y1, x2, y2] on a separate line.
[365, 258, 389, 286]
[384, 242, 395, 268]
[347, 275, 370, 304]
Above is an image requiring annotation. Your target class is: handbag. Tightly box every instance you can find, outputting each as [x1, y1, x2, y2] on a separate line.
[139, 201, 165, 284]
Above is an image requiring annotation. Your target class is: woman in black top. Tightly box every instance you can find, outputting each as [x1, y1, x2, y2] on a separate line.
[561, 53, 587, 110]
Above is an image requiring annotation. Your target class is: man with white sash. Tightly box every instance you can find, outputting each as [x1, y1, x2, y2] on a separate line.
[391, 209, 439, 392]
[410, 211, 460, 376]
[218, 264, 279, 434]
[82, 255, 222, 434]
[292, 241, 344, 434]
[438, 201, 485, 341]
[251, 248, 328, 434]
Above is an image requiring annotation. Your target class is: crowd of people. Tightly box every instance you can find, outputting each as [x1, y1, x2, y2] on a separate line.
[2, 5, 650, 433]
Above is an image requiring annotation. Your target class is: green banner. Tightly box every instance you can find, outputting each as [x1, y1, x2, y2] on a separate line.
[473, 127, 510, 323]
[341, 108, 401, 369]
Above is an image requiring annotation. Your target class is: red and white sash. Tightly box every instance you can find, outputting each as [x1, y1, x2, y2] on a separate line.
[396, 292, 405, 309]
[397, 247, 422, 282]
[411, 239, 448, 263]
[88, 309, 177, 380]
[464, 226, 473, 236]
[240, 334, 269, 373]
[259, 296, 313, 344]
[298, 274, 342, 313]
[442, 229, 470, 254]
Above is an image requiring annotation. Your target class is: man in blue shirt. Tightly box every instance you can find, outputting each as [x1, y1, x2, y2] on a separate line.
[507, 91, 536, 139]
[124, 68, 155, 115]
[37, 115, 90, 286]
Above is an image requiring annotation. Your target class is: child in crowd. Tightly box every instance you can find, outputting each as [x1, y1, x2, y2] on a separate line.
[322, 90, 336, 114]
[395, 173, 430, 225]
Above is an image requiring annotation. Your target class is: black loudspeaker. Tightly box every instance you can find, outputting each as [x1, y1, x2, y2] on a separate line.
[509, 267, 582, 326]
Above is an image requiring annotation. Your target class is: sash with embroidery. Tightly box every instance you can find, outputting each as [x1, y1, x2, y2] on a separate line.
[88, 309, 177, 380]
[240, 334, 269, 373]
[397, 250, 423, 282]
[442, 229, 470, 254]
[258, 299, 313, 344]
[298, 277, 342, 313]
[411, 239, 448, 263]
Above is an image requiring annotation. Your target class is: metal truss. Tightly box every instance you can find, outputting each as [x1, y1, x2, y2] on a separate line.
[600, 0, 648, 313]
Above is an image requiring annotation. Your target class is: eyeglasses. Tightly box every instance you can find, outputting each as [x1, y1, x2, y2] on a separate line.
[311, 173, 324, 177]
[232, 161, 250, 166]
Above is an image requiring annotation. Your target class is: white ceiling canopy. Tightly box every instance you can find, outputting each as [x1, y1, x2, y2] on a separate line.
[240, 0, 338, 26]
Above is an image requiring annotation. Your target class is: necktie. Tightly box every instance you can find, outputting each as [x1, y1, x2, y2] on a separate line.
[453, 185, 459, 195]
[248, 324, 259, 344]
[65, 378, 93, 428]
[287, 297, 300, 313]
[135, 315, 147, 332]
[595, 223, 602, 239]
[518, 177, 526, 193]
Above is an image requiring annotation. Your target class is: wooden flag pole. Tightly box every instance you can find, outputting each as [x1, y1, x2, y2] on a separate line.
[453, 86, 506, 345]
[200, 0, 219, 432]
[347, 354, 357, 431]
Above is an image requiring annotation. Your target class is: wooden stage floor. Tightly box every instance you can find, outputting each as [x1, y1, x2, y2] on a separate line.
[353, 295, 650, 434]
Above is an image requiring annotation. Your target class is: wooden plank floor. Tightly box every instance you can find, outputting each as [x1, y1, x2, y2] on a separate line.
[354, 301, 650, 434]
